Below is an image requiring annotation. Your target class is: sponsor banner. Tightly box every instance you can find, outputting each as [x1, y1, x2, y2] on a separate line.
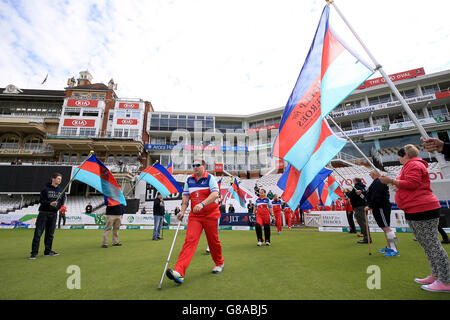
[358, 67, 425, 89]
[246, 123, 279, 134]
[331, 93, 436, 118]
[385, 117, 438, 131]
[144, 144, 248, 152]
[315, 210, 409, 228]
[231, 226, 253, 231]
[124, 214, 154, 225]
[335, 126, 382, 137]
[215, 163, 223, 173]
[169, 225, 186, 230]
[247, 143, 272, 151]
[435, 90, 450, 99]
[118, 102, 140, 109]
[66, 99, 99, 108]
[220, 213, 252, 226]
[117, 119, 138, 125]
[63, 119, 96, 127]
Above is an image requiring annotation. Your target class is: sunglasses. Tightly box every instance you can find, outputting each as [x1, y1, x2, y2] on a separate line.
[192, 163, 202, 168]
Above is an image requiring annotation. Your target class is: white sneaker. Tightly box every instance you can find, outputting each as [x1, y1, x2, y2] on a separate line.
[257, 241, 262, 247]
[265, 241, 271, 246]
[212, 264, 224, 274]
[206, 247, 210, 254]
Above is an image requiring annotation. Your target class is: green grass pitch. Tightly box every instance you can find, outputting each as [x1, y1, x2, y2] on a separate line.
[1, 228, 449, 300]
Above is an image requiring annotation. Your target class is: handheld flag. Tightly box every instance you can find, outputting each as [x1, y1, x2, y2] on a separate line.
[73, 154, 127, 205]
[272, 5, 373, 171]
[166, 161, 173, 175]
[104, 196, 121, 207]
[277, 120, 345, 209]
[319, 175, 345, 207]
[300, 190, 320, 210]
[139, 162, 182, 198]
[227, 178, 246, 208]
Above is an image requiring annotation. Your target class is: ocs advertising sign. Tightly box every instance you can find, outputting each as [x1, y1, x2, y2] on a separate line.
[66, 99, 99, 108]
[63, 119, 96, 127]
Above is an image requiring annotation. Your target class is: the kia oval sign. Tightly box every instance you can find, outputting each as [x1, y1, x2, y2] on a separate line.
[67, 99, 99, 107]
[63, 119, 96, 127]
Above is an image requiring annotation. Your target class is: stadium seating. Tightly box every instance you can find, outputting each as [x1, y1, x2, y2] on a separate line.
[0, 195, 40, 214]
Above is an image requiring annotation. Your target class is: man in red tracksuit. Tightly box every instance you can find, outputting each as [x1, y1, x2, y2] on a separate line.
[284, 205, 293, 229]
[166, 159, 224, 285]
[271, 195, 283, 235]
[255, 189, 274, 246]
[293, 206, 300, 226]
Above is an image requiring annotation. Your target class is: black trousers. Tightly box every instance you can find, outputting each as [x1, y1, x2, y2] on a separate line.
[58, 214, 66, 228]
[346, 211, 356, 233]
[31, 212, 57, 255]
[255, 223, 271, 243]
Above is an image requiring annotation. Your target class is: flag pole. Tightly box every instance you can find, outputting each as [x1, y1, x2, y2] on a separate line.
[54, 150, 95, 204]
[124, 160, 160, 199]
[326, 116, 380, 174]
[326, 0, 450, 177]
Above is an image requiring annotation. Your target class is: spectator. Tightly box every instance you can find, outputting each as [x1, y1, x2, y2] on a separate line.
[29, 172, 65, 259]
[345, 178, 371, 244]
[379, 145, 450, 293]
[267, 190, 274, 200]
[228, 204, 235, 213]
[17, 159, 22, 165]
[174, 206, 181, 216]
[58, 205, 67, 229]
[10, 160, 16, 165]
[247, 200, 255, 215]
[254, 184, 260, 197]
[366, 170, 398, 256]
[102, 198, 124, 248]
[219, 201, 226, 214]
[118, 159, 124, 172]
[85, 202, 93, 214]
[421, 137, 450, 158]
[141, 207, 147, 215]
[153, 194, 165, 240]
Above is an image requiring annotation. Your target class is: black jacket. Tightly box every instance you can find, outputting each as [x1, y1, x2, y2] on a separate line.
[367, 178, 390, 208]
[346, 182, 367, 208]
[443, 142, 450, 159]
[38, 183, 65, 213]
[153, 198, 165, 216]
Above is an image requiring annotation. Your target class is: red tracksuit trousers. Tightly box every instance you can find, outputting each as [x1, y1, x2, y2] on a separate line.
[174, 216, 224, 277]
[274, 210, 282, 232]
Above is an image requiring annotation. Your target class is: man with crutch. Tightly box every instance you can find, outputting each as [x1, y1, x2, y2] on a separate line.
[165, 159, 224, 285]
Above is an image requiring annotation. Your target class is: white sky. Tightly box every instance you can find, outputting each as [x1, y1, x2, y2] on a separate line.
[1, 0, 449, 115]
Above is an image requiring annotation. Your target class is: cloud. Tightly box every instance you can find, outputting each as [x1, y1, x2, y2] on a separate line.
[0, 0, 449, 115]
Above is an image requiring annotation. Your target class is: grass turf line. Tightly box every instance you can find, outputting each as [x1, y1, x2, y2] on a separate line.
[0, 228, 449, 300]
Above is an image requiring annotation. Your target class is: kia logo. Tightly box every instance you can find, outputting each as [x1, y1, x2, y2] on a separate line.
[121, 103, 138, 109]
[72, 120, 88, 126]
[120, 119, 134, 125]
[75, 100, 90, 107]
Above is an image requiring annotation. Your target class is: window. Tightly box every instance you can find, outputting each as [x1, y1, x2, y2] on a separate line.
[107, 154, 115, 163]
[79, 128, 96, 136]
[83, 110, 99, 117]
[1, 135, 20, 149]
[114, 129, 123, 137]
[60, 128, 77, 136]
[373, 115, 390, 126]
[123, 154, 130, 163]
[429, 105, 449, 117]
[422, 84, 440, 95]
[70, 154, 77, 163]
[24, 136, 43, 149]
[438, 81, 450, 92]
[109, 112, 114, 120]
[64, 109, 80, 116]
[131, 155, 138, 163]
[129, 129, 139, 138]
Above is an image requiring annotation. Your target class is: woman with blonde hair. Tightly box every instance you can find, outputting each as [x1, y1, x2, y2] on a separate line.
[379, 144, 450, 293]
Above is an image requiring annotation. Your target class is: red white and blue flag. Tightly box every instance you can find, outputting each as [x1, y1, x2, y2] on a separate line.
[318, 175, 345, 207]
[273, 5, 374, 209]
[73, 154, 127, 205]
[166, 161, 173, 175]
[227, 178, 246, 208]
[139, 162, 182, 198]
[301, 190, 321, 211]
